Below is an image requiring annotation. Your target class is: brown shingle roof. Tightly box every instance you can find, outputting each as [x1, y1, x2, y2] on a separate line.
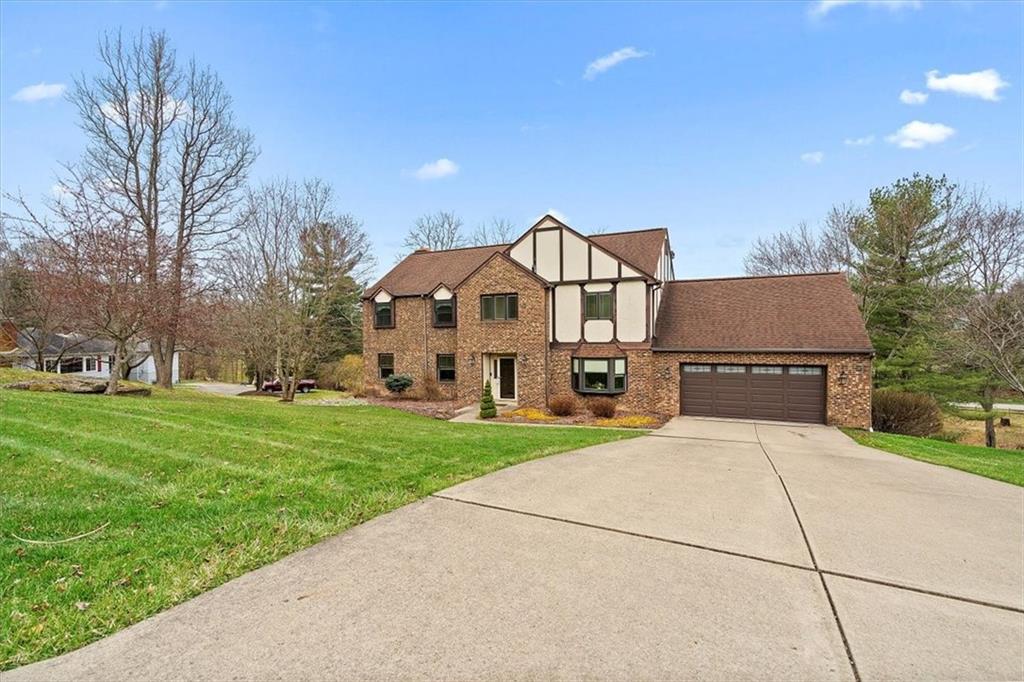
[364, 244, 508, 297]
[589, 228, 667, 277]
[653, 272, 872, 353]
[364, 226, 669, 298]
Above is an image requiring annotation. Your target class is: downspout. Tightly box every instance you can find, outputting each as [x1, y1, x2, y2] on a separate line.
[544, 285, 552, 407]
[422, 295, 429, 379]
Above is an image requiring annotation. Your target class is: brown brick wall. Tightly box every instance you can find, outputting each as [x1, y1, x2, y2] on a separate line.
[361, 296, 457, 398]
[547, 347, 654, 414]
[455, 256, 549, 407]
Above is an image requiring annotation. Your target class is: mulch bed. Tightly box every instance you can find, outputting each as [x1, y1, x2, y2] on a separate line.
[495, 409, 670, 429]
[365, 397, 458, 420]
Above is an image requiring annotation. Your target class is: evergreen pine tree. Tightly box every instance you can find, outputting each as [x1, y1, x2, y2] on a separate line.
[479, 379, 497, 418]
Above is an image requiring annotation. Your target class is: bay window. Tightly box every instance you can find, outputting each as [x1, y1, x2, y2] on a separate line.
[572, 357, 627, 394]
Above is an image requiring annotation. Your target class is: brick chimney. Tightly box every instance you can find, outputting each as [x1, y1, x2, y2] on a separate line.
[414, 247, 431, 254]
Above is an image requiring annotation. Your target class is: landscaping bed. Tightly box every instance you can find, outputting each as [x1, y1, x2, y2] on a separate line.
[365, 396, 457, 420]
[495, 406, 668, 429]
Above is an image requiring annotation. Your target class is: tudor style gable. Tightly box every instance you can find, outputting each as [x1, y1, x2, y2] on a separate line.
[505, 214, 671, 345]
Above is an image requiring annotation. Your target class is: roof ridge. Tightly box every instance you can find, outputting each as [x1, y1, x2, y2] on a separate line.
[667, 271, 843, 284]
[405, 243, 509, 256]
[589, 227, 667, 237]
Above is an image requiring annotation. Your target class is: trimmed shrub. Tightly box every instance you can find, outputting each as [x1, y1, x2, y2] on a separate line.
[384, 373, 414, 394]
[548, 395, 578, 417]
[588, 396, 617, 419]
[479, 380, 497, 419]
[872, 390, 942, 437]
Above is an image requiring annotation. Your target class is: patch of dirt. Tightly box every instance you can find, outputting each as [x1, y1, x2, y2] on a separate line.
[365, 397, 457, 420]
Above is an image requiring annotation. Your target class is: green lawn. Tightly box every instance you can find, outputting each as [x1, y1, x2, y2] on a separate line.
[0, 386, 638, 670]
[842, 428, 1024, 486]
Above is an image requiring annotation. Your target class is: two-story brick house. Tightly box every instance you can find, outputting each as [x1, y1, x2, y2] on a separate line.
[362, 214, 873, 428]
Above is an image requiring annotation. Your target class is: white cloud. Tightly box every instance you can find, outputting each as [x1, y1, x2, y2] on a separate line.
[899, 89, 928, 105]
[809, 0, 921, 18]
[583, 47, 649, 81]
[801, 151, 825, 165]
[886, 120, 955, 149]
[412, 158, 459, 181]
[11, 82, 65, 102]
[844, 134, 875, 146]
[925, 69, 1009, 101]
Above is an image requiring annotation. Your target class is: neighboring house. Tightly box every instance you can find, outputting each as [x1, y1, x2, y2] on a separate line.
[362, 214, 872, 427]
[0, 324, 180, 384]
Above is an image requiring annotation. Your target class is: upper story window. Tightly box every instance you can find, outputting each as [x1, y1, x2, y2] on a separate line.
[572, 357, 626, 394]
[481, 293, 518, 321]
[433, 298, 456, 327]
[374, 301, 394, 328]
[584, 291, 613, 320]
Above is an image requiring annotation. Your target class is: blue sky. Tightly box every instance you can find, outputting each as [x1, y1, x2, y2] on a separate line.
[1, 0, 1021, 280]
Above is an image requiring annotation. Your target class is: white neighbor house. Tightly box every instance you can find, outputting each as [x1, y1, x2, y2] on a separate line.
[1, 327, 179, 384]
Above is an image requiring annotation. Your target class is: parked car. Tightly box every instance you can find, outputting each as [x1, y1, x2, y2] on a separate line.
[261, 378, 317, 393]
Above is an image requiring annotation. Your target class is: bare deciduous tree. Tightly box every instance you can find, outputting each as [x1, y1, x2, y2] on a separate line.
[69, 30, 256, 388]
[743, 205, 862, 277]
[0, 223, 92, 370]
[401, 211, 465, 256]
[7, 168, 151, 394]
[940, 195, 1024, 446]
[470, 217, 517, 246]
[218, 179, 372, 401]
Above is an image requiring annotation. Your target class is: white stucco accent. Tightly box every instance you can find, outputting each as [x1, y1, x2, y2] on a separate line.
[509, 235, 533, 269]
[562, 231, 589, 280]
[583, 281, 613, 292]
[554, 284, 581, 342]
[537, 217, 560, 229]
[535, 229, 560, 280]
[616, 280, 646, 342]
[590, 248, 618, 279]
[373, 290, 392, 303]
[621, 264, 641, 278]
[583, 319, 614, 342]
[433, 286, 453, 300]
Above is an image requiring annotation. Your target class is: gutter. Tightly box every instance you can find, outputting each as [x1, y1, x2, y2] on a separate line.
[651, 347, 875, 355]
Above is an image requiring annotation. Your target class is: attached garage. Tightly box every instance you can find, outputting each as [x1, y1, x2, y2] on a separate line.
[680, 363, 826, 424]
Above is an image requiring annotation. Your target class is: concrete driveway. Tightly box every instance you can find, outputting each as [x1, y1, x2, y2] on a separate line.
[9, 418, 1023, 681]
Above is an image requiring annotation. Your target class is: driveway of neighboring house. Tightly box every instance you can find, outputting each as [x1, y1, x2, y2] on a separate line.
[182, 381, 252, 396]
[9, 418, 1023, 681]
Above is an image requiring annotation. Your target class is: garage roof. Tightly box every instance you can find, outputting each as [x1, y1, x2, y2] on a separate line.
[653, 272, 873, 353]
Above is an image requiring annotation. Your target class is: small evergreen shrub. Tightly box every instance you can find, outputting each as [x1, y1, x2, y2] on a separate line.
[872, 390, 942, 437]
[479, 380, 497, 419]
[548, 395, 578, 417]
[588, 396, 617, 419]
[384, 373, 414, 394]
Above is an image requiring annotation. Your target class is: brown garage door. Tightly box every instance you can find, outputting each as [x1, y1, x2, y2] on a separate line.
[680, 364, 825, 424]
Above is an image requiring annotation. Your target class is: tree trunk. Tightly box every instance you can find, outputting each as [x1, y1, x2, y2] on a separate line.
[105, 344, 123, 395]
[981, 385, 997, 449]
[281, 376, 297, 402]
[151, 337, 175, 389]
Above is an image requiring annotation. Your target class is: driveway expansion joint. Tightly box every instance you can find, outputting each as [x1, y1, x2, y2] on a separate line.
[753, 423, 862, 682]
[430, 493, 815, 573]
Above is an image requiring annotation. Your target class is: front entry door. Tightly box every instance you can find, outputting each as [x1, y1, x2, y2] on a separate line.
[498, 357, 516, 400]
